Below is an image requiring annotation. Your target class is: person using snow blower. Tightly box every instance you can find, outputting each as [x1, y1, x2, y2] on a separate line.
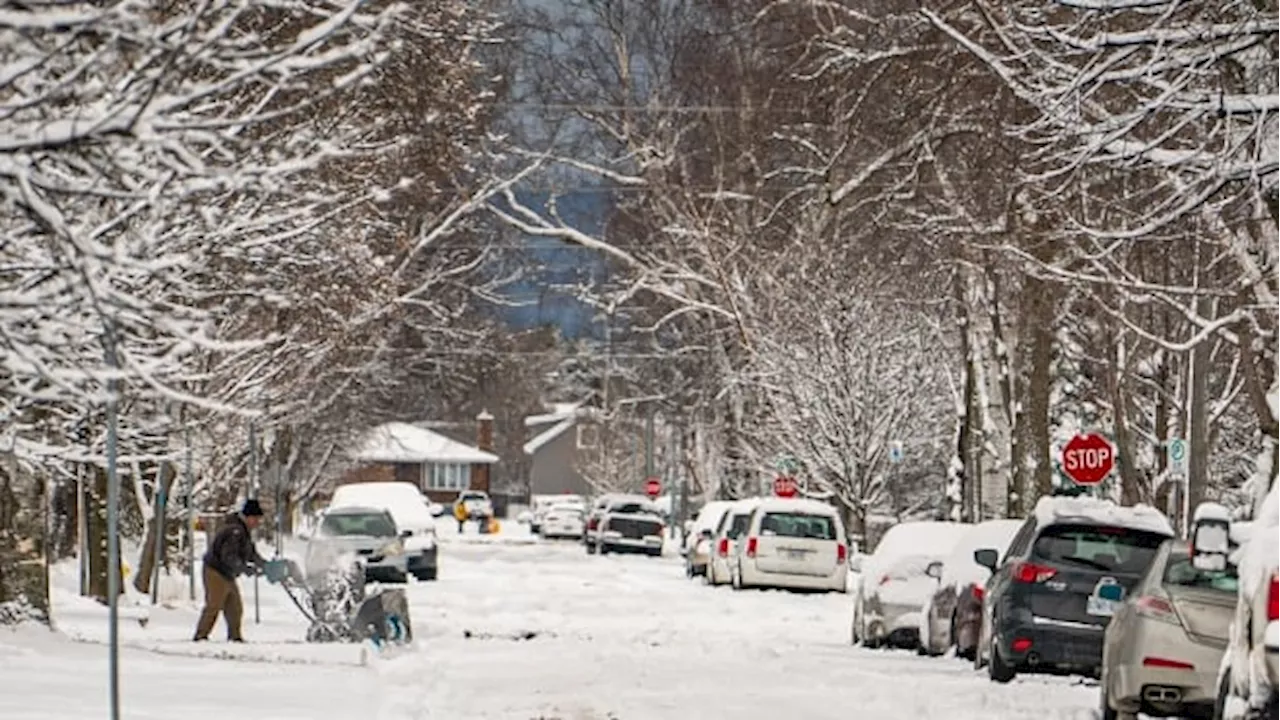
[193, 499, 267, 642]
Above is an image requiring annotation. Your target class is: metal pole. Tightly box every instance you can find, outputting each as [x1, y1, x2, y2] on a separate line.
[104, 337, 122, 720]
[77, 461, 88, 597]
[644, 406, 655, 478]
[249, 421, 260, 624]
[184, 427, 195, 602]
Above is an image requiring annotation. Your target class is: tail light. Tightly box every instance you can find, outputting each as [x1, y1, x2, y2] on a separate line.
[879, 575, 892, 586]
[1135, 595, 1179, 625]
[1268, 574, 1278, 622]
[1011, 561, 1057, 584]
[746, 537, 759, 558]
[837, 543, 847, 564]
[588, 517, 599, 531]
[717, 538, 730, 557]
[971, 585, 985, 602]
[1011, 637, 1033, 653]
[1142, 657, 1194, 671]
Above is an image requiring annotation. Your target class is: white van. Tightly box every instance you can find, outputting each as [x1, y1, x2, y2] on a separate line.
[731, 497, 848, 593]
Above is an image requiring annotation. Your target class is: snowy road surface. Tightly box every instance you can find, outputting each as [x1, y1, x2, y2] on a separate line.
[2, 527, 1104, 719]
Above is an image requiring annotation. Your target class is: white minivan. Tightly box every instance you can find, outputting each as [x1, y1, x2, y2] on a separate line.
[731, 498, 848, 593]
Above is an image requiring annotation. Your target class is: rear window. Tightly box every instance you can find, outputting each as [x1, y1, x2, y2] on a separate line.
[759, 512, 836, 541]
[1163, 552, 1240, 594]
[1032, 524, 1167, 574]
[727, 513, 753, 539]
[321, 512, 396, 538]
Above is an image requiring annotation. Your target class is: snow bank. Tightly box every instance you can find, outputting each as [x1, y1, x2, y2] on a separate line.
[330, 482, 436, 534]
[939, 519, 1024, 592]
[1033, 495, 1173, 536]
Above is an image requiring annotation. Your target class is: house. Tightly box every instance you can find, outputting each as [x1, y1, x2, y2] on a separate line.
[340, 411, 499, 505]
[523, 402, 598, 498]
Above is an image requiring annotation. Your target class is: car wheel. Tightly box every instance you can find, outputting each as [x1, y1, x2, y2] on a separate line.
[413, 567, 437, 582]
[599, 543, 611, 555]
[586, 541, 597, 555]
[731, 565, 743, 590]
[987, 636, 1016, 684]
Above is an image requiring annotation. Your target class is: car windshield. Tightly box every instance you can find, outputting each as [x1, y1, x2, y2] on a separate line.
[1163, 552, 1240, 594]
[1032, 524, 1167, 574]
[462, 493, 486, 501]
[727, 513, 752, 539]
[320, 512, 396, 538]
[759, 512, 836, 540]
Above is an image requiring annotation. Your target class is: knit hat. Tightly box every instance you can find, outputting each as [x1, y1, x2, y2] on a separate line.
[241, 498, 265, 517]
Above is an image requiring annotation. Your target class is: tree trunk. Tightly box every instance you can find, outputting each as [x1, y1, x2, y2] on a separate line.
[0, 455, 51, 624]
[1019, 245, 1056, 513]
[134, 462, 175, 595]
[85, 465, 122, 603]
[952, 267, 975, 522]
[1185, 294, 1213, 535]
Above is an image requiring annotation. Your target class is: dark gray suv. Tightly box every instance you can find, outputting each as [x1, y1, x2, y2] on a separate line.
[975, 496, 1175, 683]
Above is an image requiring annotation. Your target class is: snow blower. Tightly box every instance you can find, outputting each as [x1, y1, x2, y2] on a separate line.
[263, 557, 412, 649]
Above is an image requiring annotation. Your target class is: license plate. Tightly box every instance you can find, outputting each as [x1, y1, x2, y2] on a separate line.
[784, 550, 806, 561]
[1086, 596, 1119, 616]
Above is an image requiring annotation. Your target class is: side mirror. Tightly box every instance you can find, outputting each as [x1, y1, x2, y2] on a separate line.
[400, 529, 413, 539]
[925, 561, 944, 580]
[974, 548, 999, 572]
[1191, 515, 1231, 572]
[700, 528, 714, 539]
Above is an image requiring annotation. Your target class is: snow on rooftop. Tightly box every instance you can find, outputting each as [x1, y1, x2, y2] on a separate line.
[1033, 495, 1174, 537]
[524, 402, 585, 427]
[940, 519, 1024, 592]
[756, 497, 840, 516]
[522, 417, 575, 455]
[330, 481, 436, 532]
[355, 422, 497, 465]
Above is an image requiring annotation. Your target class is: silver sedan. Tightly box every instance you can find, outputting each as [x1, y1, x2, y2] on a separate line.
[1101, 540, 1238, 720]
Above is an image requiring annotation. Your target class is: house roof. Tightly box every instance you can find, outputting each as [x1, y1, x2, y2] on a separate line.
[355, 422, 498, 465]
[523, 417, 575, 456]
[524, 402, 584, 428]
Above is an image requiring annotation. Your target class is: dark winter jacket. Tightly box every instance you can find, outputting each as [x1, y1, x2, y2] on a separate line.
[203, 513, 264, 580]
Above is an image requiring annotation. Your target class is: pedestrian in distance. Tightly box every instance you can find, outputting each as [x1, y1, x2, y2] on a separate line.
[193, 498, 267, 642]
[453, 499, 468, 534]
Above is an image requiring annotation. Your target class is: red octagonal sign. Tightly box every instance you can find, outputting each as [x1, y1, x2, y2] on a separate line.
[774, 476, 799, 498]
[1061, 433, 1115, 486]
[644, 477, 662, 498]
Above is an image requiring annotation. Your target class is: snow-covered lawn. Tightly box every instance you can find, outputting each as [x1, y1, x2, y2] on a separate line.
[3, 524, 1105, 719]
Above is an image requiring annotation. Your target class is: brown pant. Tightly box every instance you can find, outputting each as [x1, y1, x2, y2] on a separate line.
[194, 565, 244, 641]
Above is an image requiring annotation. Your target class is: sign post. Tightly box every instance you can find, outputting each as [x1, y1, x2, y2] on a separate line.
[1060, 433, 1116, 489]
[1166, 438, 1189, 535]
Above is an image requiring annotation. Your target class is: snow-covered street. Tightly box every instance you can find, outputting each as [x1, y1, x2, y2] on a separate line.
[3, 527, 1103, 720]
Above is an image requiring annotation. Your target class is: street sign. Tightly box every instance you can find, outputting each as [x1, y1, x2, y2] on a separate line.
[644, 476, 662, 498]
[888, 442, 904, 464]
[773, 476, 799, 498]
[1061, 433, 1115, 486]
[1167, 438, 1188, 477]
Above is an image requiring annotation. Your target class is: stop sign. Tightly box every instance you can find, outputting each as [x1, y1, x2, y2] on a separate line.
[773, 476, 799, 498]
[1061, 433, 1115, 486]
[644, 477, 662, 498]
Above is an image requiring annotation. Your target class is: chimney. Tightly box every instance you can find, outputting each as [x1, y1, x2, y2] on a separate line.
[476, 409, 495, 452]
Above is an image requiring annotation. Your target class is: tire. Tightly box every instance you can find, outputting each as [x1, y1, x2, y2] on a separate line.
[1099, 666, 1118, 720]
[413, 567, 437, 582]
[987, 636, 1016, 684]
[586, 541, 597, 555]
[731, 564, 744, 590]
[600, 543, 611, 555]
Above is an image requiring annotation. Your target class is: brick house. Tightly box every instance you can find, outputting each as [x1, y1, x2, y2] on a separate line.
[341, 411, 499, 505]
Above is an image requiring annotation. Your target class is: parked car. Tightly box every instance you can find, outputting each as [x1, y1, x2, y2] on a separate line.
[730, 498, 848, 593]
[303, 505, 408, 584]
[684, 500, 735, 578]
[852, 520, 970, 648]
[975, 495, 1175, 683]
[584, 493, 649, 551]
[1100, 535, 1239, 720]
[457, 490, 494, 520]
[592, 498, 665, 556]
[706, 498, 763, 587]
[920, 518, 1023, 658]
[329, 481, 440, 581]
[1214, 482, 1278, 720]
[531, 493, 585, 535]
[541, 505, 586, 540]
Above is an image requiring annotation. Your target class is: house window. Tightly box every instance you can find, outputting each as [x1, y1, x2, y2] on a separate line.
[423, 462, 471, 491]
